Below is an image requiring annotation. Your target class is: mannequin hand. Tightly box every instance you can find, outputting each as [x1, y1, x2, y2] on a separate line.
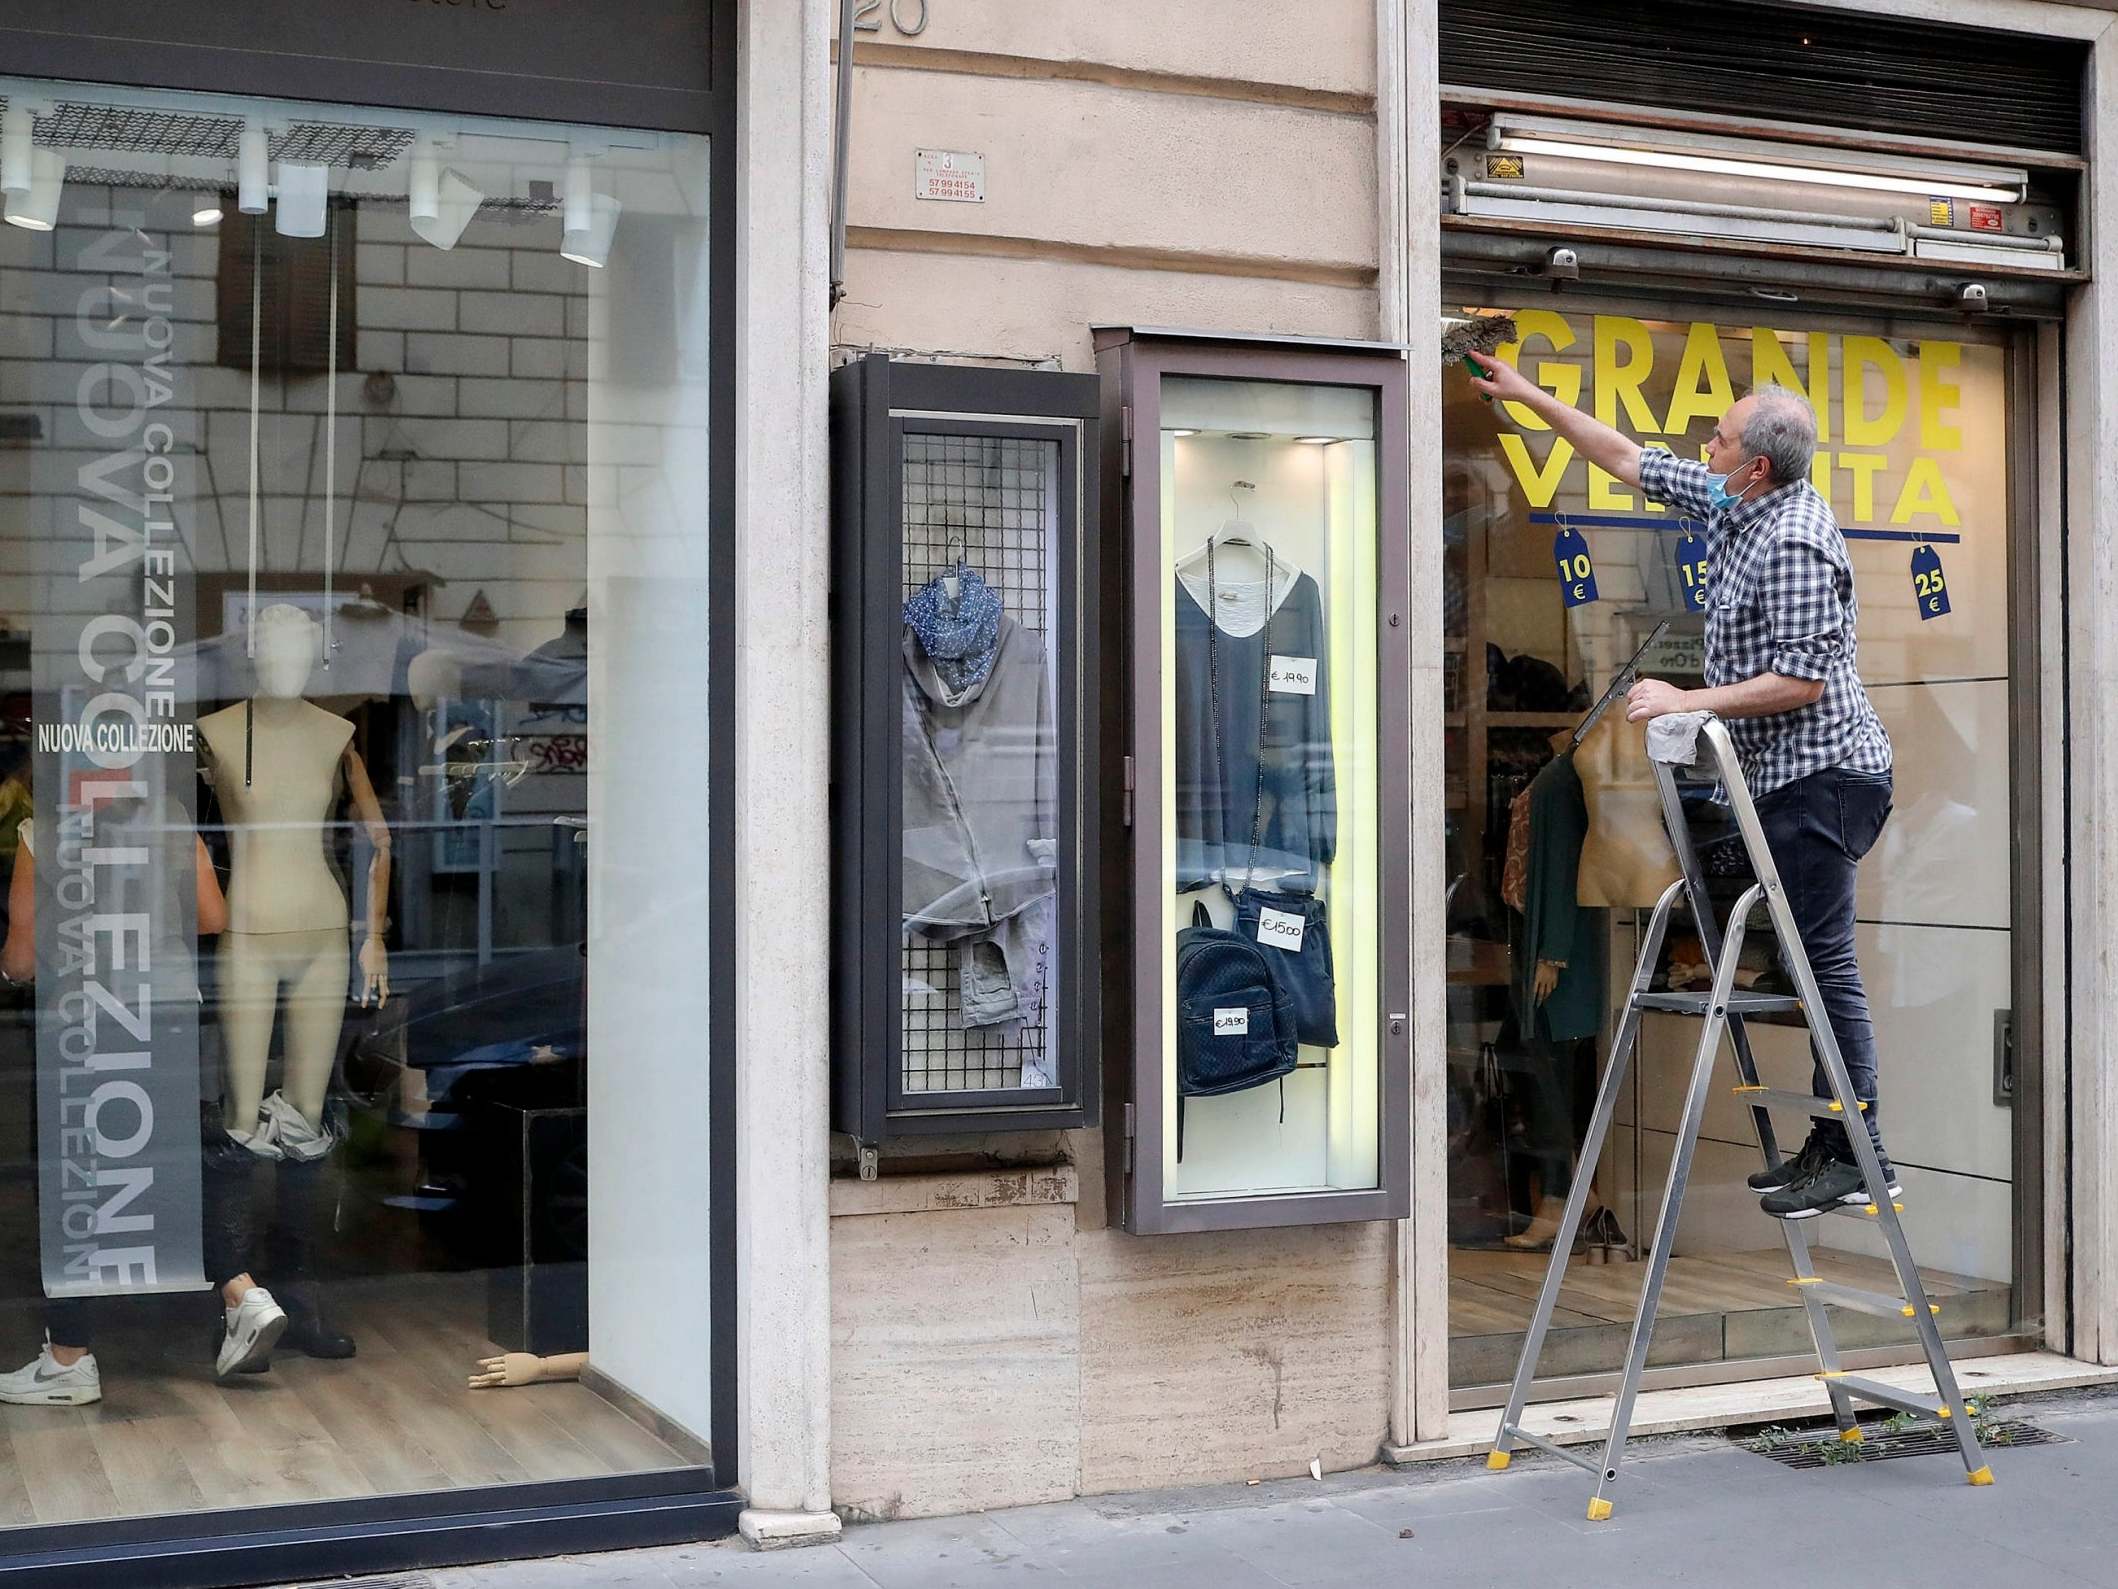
[358, 935, 389, 1008]
[1533, 960, 1562, 1003]
[469, 1350, 586, 1389]
[1625, 678, 1692, 723]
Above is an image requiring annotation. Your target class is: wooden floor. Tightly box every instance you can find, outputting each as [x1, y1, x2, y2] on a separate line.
[1449, 1244, 2014, 1388]
[0, 1273, 695, 1526]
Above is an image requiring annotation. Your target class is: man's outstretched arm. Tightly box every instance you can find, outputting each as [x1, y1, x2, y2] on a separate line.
[1467, 350, 1646, 491]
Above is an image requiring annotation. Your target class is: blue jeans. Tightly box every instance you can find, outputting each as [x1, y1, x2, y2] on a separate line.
[1750, 766, 1895, 1168]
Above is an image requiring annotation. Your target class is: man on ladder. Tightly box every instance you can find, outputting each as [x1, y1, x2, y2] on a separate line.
[1457, 352, 1990, 1517]
[1468, 353, 1897, 1220]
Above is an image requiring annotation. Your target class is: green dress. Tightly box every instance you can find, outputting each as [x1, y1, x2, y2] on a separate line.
[1508, 751, 1605, 1044]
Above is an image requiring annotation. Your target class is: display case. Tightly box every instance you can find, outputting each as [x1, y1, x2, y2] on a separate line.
[1095, 329, 1411, 1233]
[830, 356, 1102, 1163]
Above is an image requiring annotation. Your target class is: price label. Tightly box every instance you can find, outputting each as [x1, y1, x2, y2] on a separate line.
[1911, 544, 1951, 620]
[1554, 526, 1599, 608]
[1256, 905, 1306, 952]
[1675, 531, 1710, 613]
[1212, 1007, 1250, 1036]
[1268, 655, 1317, 695]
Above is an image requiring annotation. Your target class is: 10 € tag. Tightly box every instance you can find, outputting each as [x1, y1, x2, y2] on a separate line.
[1675, 529, 1710, 613]
[1553, 525, 1598, 607]
[1256, 906, 1306, 953]
[1911, 544, 1951, 620]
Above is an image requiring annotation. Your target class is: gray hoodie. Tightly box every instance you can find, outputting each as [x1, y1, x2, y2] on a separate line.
[901, 615, 1056, 932]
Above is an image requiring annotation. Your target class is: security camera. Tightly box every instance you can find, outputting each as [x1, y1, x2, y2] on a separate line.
[1958, 282, 1990, 310]
[1545, 246, 1580, 280]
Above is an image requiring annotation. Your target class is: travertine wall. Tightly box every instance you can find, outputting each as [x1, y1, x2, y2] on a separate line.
[828, 2, 1392, 1521]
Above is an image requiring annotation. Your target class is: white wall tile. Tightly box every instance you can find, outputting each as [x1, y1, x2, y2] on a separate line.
[462, 291, 563, 337]
[362, 286, 458, 332]
[403, 332, 509, 376]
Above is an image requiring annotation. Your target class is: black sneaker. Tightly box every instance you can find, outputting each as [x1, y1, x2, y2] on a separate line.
[1761, 1158, 1904, 1220]
[1747, 1136, 1826, 1193]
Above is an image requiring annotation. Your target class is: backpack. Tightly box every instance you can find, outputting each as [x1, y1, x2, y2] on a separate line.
[1174, 898, 1298, 1159]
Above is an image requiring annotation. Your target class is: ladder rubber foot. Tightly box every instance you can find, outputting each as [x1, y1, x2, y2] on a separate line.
[1938, 1406, 1952, 1419]
[1587, 1498, 1614, 1521]
[1840, 1427, 1864, 1444]
[1487, 1451, 1510, 1470]
[1968, 1466, 1994, 1486]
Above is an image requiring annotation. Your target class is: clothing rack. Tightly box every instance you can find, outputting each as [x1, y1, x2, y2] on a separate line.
[900, 431, 1055, 1092]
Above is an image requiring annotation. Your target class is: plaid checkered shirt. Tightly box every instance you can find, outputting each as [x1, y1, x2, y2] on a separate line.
[1637, 449, 1891, 797]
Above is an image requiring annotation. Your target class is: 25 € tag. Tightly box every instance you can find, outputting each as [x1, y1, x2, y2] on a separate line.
[1911, 544, 1951, 620]
[1212, 1007, 1250, 1036]
[1675, 531, 1709, 613]
[1268, 655, 1317, 695]
[1256, 905, 1306, 952]
[1553, 526, 1599, 608]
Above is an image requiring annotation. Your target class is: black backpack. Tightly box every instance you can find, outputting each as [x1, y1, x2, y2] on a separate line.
[1175, 899, 1299, 1158]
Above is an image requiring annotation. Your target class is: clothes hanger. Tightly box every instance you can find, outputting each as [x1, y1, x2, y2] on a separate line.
[1174, 481, 1277, 572]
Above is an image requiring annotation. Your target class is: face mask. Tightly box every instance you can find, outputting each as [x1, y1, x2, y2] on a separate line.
[1705, 459, 1761, 513]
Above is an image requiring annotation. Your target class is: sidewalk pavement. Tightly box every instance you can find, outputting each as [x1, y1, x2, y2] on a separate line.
[296, 1384, 2118, 1588]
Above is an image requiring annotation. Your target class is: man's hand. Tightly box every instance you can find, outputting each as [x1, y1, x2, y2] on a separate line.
[1625, 678, 1694, 723]
[1465, 350, 1541, 408]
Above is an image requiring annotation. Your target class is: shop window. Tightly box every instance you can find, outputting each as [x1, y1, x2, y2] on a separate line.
[829, 357, 1102, 1155]
[1097, 330, 1411, 1233]
[0, 83, 719, 1529]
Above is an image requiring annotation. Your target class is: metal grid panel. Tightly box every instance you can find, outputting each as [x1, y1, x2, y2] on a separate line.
[901, 431, 1056, 1094]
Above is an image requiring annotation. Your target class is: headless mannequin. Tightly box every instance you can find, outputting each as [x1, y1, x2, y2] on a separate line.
[198, 607, 391, 1141]
[1571, 716, 1679, 909]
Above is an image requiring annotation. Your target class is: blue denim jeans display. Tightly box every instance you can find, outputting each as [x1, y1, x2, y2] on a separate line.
[1749, 766, 1895, 1167]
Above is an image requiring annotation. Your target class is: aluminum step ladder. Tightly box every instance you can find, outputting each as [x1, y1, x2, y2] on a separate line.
[1485, 711, 1991, 1519]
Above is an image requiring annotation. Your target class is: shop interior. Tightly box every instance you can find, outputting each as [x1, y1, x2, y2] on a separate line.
[1443, 303, 2025, 1394]
[0, 80, 713, 1522]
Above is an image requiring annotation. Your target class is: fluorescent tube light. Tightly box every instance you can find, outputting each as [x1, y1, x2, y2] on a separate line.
[1491, 133, 2022, 205]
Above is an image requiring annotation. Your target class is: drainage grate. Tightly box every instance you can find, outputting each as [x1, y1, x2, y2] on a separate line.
[1740, 1419, 2068, 1469]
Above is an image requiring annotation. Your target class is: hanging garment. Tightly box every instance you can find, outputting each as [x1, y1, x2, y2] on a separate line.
[1507, 750, 1606, 1044]
[1501, 783, 1533, 913]
[954, 893, 1053, 1030]
[1229, 885, 1338, 1049]
[902, 612, 1056, 931]
[903, 568, 1004, 699]
[1173, 554, 1335, 893]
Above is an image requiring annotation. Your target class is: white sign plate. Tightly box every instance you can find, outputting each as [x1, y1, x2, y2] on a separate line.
[1212, 1007, 1250, 1036]
[915, 148, 985, 203]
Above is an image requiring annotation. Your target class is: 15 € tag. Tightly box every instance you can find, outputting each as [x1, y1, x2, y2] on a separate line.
[1554, 526, 1599, 607]
[1268, 655, 1317, 695]
[1675, 530, 1710, 613]
[1212, 1007, 1250, 1036]
[1256, 905, 1306, 952]
[1911, 544, 1951, 620]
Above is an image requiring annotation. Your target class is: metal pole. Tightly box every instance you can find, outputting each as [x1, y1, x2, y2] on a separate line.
[828, 0, 856, 307]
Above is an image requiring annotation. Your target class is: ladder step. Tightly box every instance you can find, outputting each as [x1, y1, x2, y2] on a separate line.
[1634, 991, 1802, 1015]
[1817, 1374, 1956, 1420]
[1787, 1278, 1940, 1320]
[1731, 1085, 1868, 1117]
[1497, 1423, 1607, 1477]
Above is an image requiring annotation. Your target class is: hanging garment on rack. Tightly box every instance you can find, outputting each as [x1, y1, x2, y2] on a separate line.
[1507, 750, 1606, 1045]
[902, 610, 1056, 935]
[1229, 885, 1338, 1049]
[1173, 560, 1335, 894]
[955, 893, 1053, 1031]
[903, 568, 1004, 698]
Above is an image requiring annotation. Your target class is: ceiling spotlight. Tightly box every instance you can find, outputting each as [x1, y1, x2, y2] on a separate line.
[1169, 428, 1199, 437]
[408, 138, 482, 251]
[192, 195, 224, 228]
[564, 154, 594, 236]
[274, 161, 329, 238]
[4, 148, 64, 232]
[0, 108, 32, 201]
[560, 192, 622, 268]
[1294, 436, 1339, 444]
[238, 119, 269, 215]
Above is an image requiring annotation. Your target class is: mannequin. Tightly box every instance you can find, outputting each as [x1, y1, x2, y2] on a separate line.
[468, 1350, 587, 1390]
[1572, 715, 1679, 909]
[194, 604, 391, 1374]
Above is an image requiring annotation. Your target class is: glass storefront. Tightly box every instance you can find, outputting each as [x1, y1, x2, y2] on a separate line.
[0, 76, 716, 1523]
[1443, 301, 2032, 1392]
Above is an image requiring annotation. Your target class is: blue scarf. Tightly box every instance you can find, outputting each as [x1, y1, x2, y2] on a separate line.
[904, 569, 1003, 695]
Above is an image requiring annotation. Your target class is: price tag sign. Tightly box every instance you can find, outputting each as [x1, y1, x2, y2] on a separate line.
[1554, 526, 1599, 608]
[1268, 655, 1318, 695]
[1212, 1007, 1250, 1036]
[1675, 530, 1710, 613]
[1911, 544, 1951, 620]
[1256, 905, 1306, 953]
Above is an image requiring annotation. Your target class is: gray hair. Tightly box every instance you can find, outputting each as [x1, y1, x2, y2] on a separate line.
[1740, 385, 1818, 486]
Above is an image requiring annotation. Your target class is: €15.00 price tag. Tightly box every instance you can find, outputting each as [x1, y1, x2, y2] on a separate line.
[1676, 530, 1709, 613]
[1255, 905, 1306, 953]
